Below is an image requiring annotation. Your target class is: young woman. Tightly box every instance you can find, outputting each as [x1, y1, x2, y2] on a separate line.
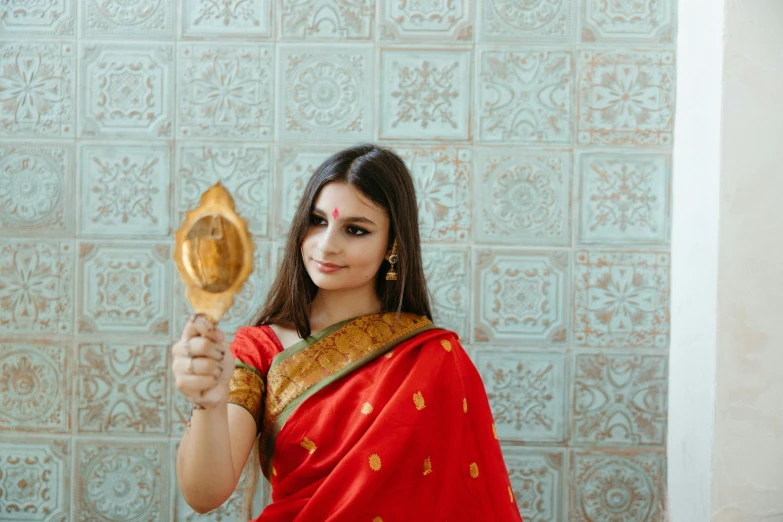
[172, 144, 523, 521]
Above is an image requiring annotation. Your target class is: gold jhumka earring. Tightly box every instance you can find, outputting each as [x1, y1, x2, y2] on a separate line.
[386, 241, 398, 281]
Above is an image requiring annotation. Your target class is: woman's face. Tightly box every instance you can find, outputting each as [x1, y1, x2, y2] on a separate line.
[301, 182, 391, 292]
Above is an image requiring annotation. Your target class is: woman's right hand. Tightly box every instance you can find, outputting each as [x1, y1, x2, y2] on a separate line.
[172, 314, 234, 410]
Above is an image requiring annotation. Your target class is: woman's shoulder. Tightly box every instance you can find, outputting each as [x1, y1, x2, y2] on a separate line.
[412, 326, 463, 351]
[230, 325, 285, 376]
[234, 324, 284, 349]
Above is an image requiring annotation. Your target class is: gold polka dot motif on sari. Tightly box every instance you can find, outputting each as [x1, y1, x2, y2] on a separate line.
[463, 398, 468, 413]
[440, 339, 452, 352]
[360, 402, 373, 415]
[469, 462, 479, 479]
[423, 456, 432, 476]
[300, 437, 317, 454]
[413, 391, 426, 411]
[369, 453, 382, 471]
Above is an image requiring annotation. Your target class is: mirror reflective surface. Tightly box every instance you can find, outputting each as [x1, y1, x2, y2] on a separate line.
[174, 182, 255, 323]
[183, 215, 245, 293]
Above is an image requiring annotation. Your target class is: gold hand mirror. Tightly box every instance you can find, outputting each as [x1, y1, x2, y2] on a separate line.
[173, 182, 255, 324]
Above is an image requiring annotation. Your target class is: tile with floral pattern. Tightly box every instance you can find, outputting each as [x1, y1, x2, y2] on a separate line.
[576, 151, 671, 244]
[177, 44, 273, 139]
[0, 341, 70, 432]
[77, 242, 171, 335]
[0, 42, 75, 137]
[0, 240, 74, 334]
[580, 0, 676, 42]
[75, 441, 167, 522]
[79, 43, 173, 138]
[81, 0, 174, 37]
[502, 446, 564, 521]
[478, 0, 573, 41]
[577, 152, 671, 244]
[393, 145, 472, 242]
[475, 349, 567, 442]
[379, 0, 472, 41]
[574, 250, 670, 348]
[477, 49, 573, 144]
[0, 438, 70, 520]
[0, 142, 72, 236]
[277, 45, 373, 141]
[473, 249, 569, 344]
[279, 0, 373, 40]
[182, 0, 271, 38]
[380, 49, 472, 140]
[79, 143, 171, 237]
[572, 351, 667, 445]
[570, 449, 665, 521]
[475, 149, 571, 245]
[77, 342, 169, 434]
[0, 0, 74, 35]
[577, 49, 675, 146]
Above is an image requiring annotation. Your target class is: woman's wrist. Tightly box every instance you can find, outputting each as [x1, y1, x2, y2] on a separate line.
[192, 399, 227, 414]
[186, 400, 228, 432]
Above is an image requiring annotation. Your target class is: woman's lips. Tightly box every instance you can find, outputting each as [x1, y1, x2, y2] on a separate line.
[313, 260, 344, 273]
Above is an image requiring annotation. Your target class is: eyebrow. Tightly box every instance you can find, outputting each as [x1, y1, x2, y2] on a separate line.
[313, 208, 377, 227]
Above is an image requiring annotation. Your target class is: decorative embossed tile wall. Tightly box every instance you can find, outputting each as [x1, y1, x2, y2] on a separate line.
[0, 0, 675, 519]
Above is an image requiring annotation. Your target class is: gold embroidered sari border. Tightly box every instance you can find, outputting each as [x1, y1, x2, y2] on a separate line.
[260, 312, 435, 478]
[227, 366, 266, 431]
[267, 318, 354, 373]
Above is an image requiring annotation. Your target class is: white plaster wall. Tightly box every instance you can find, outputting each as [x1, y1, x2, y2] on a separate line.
[669, 0, 725, 520]
[711, 1, 783, 520]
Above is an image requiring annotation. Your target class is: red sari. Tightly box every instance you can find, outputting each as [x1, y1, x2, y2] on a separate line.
[227, 312, 522, 522]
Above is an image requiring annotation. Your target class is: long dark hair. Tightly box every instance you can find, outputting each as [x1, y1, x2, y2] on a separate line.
[254, 144, 432, 338]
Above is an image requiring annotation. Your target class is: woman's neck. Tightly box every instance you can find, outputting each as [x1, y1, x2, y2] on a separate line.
[309, 286, 382, 332]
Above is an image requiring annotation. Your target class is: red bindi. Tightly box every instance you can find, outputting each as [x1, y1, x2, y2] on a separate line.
[332, 208, 339, 219]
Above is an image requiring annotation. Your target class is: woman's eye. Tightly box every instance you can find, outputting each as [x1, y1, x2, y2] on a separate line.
[347, 226, 368, 236]
[310, 215, 326, 226]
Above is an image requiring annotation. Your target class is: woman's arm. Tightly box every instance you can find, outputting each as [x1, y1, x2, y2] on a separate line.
[176, 403, 257, 513]
[171, 315, 259, 514]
